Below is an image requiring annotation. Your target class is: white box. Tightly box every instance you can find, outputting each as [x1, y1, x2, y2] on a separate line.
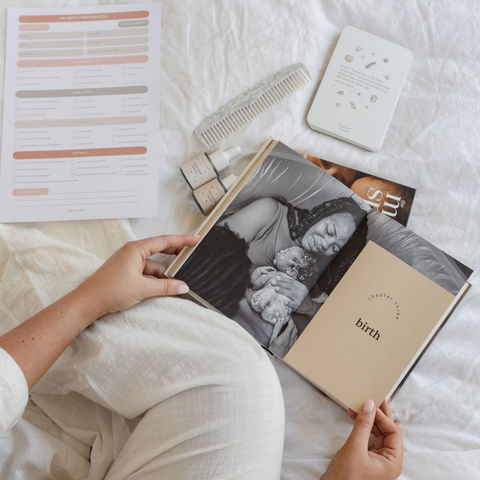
[307, 26, 413, 151]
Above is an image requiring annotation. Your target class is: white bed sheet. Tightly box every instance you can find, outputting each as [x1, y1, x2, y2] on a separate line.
[1, 0, 479, 479]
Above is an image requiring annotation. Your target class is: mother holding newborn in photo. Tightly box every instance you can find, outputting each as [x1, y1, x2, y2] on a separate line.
[178, 194, 366, 352]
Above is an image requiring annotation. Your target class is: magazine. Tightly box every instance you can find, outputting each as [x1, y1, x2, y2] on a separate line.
[302, 153, 415, 226]
[166, 139, 472, 412]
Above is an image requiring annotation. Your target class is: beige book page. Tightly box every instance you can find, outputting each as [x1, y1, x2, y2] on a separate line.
[284, 241, 455, 412]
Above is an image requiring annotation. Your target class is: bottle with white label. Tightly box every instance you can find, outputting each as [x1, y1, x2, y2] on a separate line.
[181, 146, 241, 190]
[192, 174, 237, 216]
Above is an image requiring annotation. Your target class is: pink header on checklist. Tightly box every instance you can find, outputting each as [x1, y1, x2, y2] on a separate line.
[18, 24, 50, 31]
[12, 188, 49, 196]
[13, 147, 147, 159]
[17, 55, 148, 68]
[19, 11, 149, 23]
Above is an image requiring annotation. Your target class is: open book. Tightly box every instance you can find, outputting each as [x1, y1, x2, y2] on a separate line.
[166, 139, 472, 412]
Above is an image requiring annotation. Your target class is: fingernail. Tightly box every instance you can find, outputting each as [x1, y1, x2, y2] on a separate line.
[394, 420, 402, 427]
[363, 399, 375, 413]
[176, 284, 189, 294]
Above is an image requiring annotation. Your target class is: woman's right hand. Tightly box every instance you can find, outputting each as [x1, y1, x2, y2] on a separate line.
[321, 400, 403, 480]
[270, 275, 309, 312]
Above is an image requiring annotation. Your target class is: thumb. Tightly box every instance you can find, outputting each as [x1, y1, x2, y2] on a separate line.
[345, 399, 376, 450]
[145, 278, 189, 297]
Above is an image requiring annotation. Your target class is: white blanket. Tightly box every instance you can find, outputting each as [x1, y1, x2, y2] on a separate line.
[1, 0, 479, 479]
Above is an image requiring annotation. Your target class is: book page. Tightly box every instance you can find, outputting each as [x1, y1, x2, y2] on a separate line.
[0, 3, 161, 222]
[284, 241, 455, 412]
[172, 141, 369, 350]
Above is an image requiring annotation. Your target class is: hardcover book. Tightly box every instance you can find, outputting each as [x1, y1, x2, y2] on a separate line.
[301, 153, 415, 226]
[166, 139, 472, 412]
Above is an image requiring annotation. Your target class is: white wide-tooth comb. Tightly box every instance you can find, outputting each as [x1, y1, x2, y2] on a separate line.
[195, 62, 311, 148]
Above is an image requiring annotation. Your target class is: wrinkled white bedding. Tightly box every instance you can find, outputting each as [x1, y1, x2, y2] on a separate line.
[1, 0, 479, 479]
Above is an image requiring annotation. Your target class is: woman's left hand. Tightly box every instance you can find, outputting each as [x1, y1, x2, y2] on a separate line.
[75, 235, 200, 319]
[271, 276, 309, 311]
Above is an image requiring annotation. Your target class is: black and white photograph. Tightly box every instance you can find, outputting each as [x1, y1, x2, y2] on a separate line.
[176, 142, 473, 358]
[176, 142, 369, 355]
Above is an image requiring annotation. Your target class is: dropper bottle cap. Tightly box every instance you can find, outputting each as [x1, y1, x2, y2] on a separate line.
[220, 173, 237, 191]
[208, 146, 241, 172]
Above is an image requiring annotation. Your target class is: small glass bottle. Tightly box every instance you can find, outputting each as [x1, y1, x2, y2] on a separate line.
[192, 174, 237, 216]
[181, 146, 241, 190]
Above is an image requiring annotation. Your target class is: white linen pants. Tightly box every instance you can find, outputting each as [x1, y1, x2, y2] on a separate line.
[0, 220, 285, 479]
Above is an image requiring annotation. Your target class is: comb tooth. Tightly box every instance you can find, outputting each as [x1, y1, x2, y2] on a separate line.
[233, 111, 245, 128]
[204, 130, 217, 146]
[223, 119, 236, 135]
[205, 127, 218, 144]
[212, 123, 225, 140]
[227, 113, 240, 130]
[283, 78, 297, 94]
[273, 86, 285, 101]
[269, 88, 282, 103]
[258, 96, 270, 111]
[242, 106, 253, 121]
[240, 108, 252, 123]
[251, 102, 262, 116]
[205, 132, 216, 147]
[252, 102, 263, 116]
[299, 68, 311, 82]
[218, 120, 232, 137]
[236, 108, 247, 124]
[244, 106, 255, 120]
[199, 133, 208, 147]
[276, 82, 289, 98]
[290, 74, 303, 89]
[259, 94, 272, 110]
[224, 117, 237, 133]
[294, 71, 305, 84]
[217, 119, 230, 135]
[264, 90, 277, 105]
[215, 121, 228, 138]
[296, 70, 309, 85]
[258, 99, 269, 112]
[281, 79, 292, 93]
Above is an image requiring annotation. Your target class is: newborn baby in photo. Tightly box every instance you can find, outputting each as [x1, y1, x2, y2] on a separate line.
[247, 246, 317, 346]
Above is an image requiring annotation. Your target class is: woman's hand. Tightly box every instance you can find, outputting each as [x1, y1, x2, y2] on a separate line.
[321, 399, 403, 480]
[250, 266, 277, 289]
[271, 276, 309, 311]
[0, 234, 200, 390]
[74, 235, 200, 319]
[269, 319, 298, 357]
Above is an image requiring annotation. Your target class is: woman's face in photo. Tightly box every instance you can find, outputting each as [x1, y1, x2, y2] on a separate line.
[316, 159, 357, 187]
[301, 213, 356, 256]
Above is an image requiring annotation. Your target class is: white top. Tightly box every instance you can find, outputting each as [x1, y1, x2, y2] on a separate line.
[0, 348, 28, 437]
[208, 146, 241, 171]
